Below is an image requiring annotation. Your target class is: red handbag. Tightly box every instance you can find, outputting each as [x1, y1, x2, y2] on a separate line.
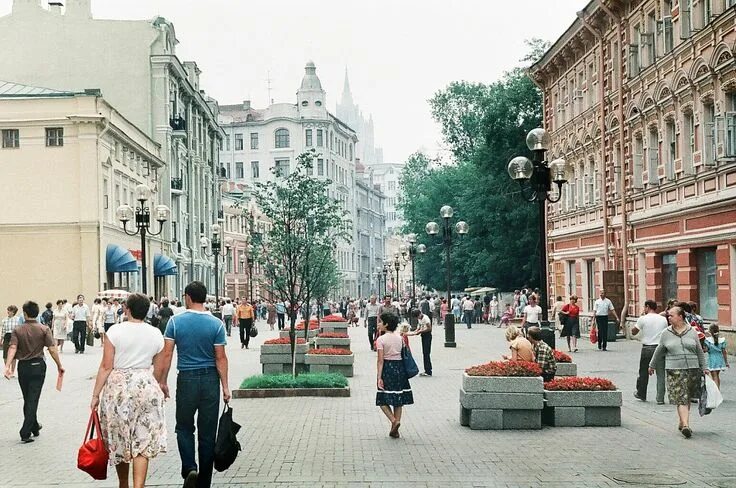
[77, 410, 109, 480]
[589, 326, 598, 344]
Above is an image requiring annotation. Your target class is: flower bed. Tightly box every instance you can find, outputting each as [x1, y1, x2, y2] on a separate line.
[280, 329, 318, 339]
[307, 348, 351, 355]
[460, 363, 544, 431]
[233, 373, 350, 398]
[551, 350, 577, 377]
[305, 349, 354, 377]
[294, 323, 320, 330]
[264, 337, 307, 345]
[542, 377, 622, 427]
[321, 314, 348, 323]
[318, 332, 349, 338]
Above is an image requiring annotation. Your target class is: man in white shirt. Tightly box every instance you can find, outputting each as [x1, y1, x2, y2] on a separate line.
[70, 294, 91, 354]
[462, 297, 475, 329]
[593, 289, 620, 351]
[520, 295, 542, 336]
[632, 299, 668, 404]
[407, 309, 432, 376]
[364, 296, 381, 351]
[221, 299, 235, 337]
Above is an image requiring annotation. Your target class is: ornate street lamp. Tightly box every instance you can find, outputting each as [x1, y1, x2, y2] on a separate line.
[200, 223, 233, 313]
[382, 261, 390, 297]
[401, 233, 426, 304]
[393, 250, 408, 301]
[426, 205, 468, 348]
[116, 184, 170, 295]
[507, 127, 570, 349]
[374, 268, 384, 297]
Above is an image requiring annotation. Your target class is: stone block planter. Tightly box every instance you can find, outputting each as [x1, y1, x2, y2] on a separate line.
[260, 343, 308, 375]
[233, 387, 350, 398]
[305, 353, 354, 377]
[280, 329, 318, 339]
[542, 390, 622, 427]
[459, 375, 544, 430]
[555, 363, 578, 377]
[315, 336, 351, 350]
[319, 323, 350, 334]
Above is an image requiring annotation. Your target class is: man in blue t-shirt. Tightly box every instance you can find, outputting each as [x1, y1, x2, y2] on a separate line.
[159, 281, 230, 488]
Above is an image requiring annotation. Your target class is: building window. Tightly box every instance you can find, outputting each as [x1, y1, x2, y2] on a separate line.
[644, 11, 656, 65]
[275, 159, 290, 177]
[225, 136, 231, 151]
[697, 248, 717, 320]
[251, 161, 260, 179]
[661, 252, 678, 306]
[665, 119, 676, 179]
[1, 129, 19, 148]
[704, 103, 716, 165]
[719, 92, 736, 158]
[234, 162, 244, 179]
[586, 260, 595, 310]
[647, 126, 659, 184]
[317, 129, 323, 147]
[45, 127, 63, 147]
[683, 112, 695, 174]
[234, 133, 244, 151]
[305, 129, 313, 147]
[250, 133, 258, 150]
[681, 0, 692, 39]
[613, 144, 622, 196]
[275, 129, 290, 148]
[349, 143, 353, 161]
[629, 25, 641, 77]
[663, 1, 674, 53]
[317, 159, 324, 176]
[567, 261, 577, 297]
[388, 181, 396, 191]
[633, 134, 644, 189]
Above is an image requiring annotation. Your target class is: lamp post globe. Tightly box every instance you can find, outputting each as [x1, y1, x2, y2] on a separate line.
[526, 127, 551, 151]
[440, 205, 454, 219]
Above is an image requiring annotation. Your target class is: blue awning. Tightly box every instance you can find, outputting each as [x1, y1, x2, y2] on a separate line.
[154, 254, 178, 276]
[106, 244, 139, 273]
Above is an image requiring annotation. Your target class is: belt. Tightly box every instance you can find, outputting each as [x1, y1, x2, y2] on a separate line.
[178, 367, 218, 376]
[18, 357, 44, 362]
[642, 344, 659, 347]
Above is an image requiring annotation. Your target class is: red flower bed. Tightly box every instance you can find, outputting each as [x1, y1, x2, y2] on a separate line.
[293, 322, 319, 330]
[465, 361, 542, 377]
[318, 332, 349, 338]
[263, 337, 306, 345]
[544, 377, 617, 391]
[321, 314, 347, 322]
[307, 348, 352, 355]
[553, 350, 572, 363]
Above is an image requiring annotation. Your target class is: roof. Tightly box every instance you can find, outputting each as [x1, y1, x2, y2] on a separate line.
[0, 80, 68, 96]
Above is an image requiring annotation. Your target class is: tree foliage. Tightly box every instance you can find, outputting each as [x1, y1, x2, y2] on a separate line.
[399, 42, 550, 291]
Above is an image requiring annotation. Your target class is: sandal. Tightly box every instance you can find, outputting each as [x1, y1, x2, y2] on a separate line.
[389, 421, 401, 438]
[681, 426, 692, 438]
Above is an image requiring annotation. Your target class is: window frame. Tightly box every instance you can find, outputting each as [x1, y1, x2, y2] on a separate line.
[45, 127, 64, 147]
[1, 129, 19, 149]
[251, 161, 260, 179]
[250, 132, 258, 150]
[234, 133, 244, 151]
[274, 128, 290, 149]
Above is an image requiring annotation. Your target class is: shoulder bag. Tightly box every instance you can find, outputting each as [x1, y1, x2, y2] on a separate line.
[401, 344, 419, 379]
[77, 410, 108, 480]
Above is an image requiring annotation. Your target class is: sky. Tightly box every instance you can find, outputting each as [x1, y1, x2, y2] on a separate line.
[0, 0, 589, 163]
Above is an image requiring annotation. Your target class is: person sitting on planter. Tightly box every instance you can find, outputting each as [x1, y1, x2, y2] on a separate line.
[502, 325, 533, 362]
[528, 326, 556, 382]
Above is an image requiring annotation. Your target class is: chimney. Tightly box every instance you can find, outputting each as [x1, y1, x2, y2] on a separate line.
[242, 100, 251, 110]
[48, 0, 63, 14]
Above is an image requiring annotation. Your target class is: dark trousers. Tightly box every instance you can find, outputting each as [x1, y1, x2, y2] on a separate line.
[223, 316, 232, 336]
[239, 318, 253, 347]
[277, 313, 285, 330]
[72, 321, 87, 352]
[421, 332, 432, 375]
[464, 312, 473, 329]
[17, 358, 46, 440]
[2, 332, 11, 360]
[176, 368, 220, 488]
[637, 344, 666, 402]
[367, 316, 378, 350]
[595, 316, 608, 350]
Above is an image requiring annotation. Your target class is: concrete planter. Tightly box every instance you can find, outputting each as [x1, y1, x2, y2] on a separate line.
[259, 343, 308, 375]
[320, 323, 349, 334]
[315, 336, 351, 350]
[260, 343, 308, 355]
[459, 375, 544, 430]
[280, 329, 318, 339]
[555, 363, 578, 377]
[233, 387, 350, 398]
[542, 390, 622, 427]
[305, 353, 354, 377]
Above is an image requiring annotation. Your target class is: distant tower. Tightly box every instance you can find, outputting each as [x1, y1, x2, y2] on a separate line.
[297, 61, 327, 119]
[65, 0, 92, 18]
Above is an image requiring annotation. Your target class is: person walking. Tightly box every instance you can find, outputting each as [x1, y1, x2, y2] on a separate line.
[236, 299, 254, 349]
[221, 299, 234, 337]
[649, 306, 708, 438]
[375, 311, 413, 438]
[3, 301, 64, 443]
[559, 296, 581, 352]
[275, 301, 286, 330]
[40, 303, 54, 328]
[440, 298, 448, 325]
[593, 289, 620, 351]
[52, 300, 68, 351]
[520, 295, 542, 337]
[2, 305, 22, 361]
[365, 296, 380, 351]
[157, 299, 174, 336]
[550, 296, 565, 331]
[704, 324, 728, 390]
[451, 295, 461, 321]
[70, 294, 91, 354]
[632, 300, 668, 404]
[489, 296, 499, 326]
[266, 301, 276, 330]
[159, 281, 230, 488]
[462, 297, 474, 329]
[406, 309, 432, 376]
[90, 293, 167, 488]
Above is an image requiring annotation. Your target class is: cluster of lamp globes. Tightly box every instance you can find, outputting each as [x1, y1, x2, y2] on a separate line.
[506, 128, 570, 185]
[115, 183, 171, 225]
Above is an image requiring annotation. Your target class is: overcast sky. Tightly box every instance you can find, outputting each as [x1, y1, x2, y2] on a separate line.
[1, 0, 588, 162]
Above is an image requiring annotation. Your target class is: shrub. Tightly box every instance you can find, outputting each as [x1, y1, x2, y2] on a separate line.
[553, 350, 572, 363]
[318, 332, 349, 338]
[307, 348, 352, 355]
[240, 373, 348, 389]
[263, 337, 306, 345]
[544, 377, 617, 391]
[465, 361, 542, 377]
[322, 314, 347, 322]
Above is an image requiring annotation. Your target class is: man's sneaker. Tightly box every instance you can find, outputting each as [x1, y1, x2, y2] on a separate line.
[20, 438, 34, 444]
[183, 470, 198, 488]
[633, 392, 646, 401]
[419, 372, 432, 377]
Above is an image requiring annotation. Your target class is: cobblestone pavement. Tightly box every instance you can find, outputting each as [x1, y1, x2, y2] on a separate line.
[1, 319, 736, 488]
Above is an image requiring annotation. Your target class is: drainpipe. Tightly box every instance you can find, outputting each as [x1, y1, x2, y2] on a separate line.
[599, 2, 632, 337]
[577, 11, 610, 271]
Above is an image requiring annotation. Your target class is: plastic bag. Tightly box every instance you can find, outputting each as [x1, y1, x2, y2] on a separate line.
[698, 375, 711, 417]
[589, 326, 598, 344]
[705, 375, 723, 410]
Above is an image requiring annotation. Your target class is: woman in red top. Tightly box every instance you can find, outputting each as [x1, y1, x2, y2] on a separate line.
[559, 295, 581, 352]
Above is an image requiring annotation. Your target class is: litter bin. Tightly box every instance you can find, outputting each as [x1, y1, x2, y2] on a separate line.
[606, 319, 617, 342]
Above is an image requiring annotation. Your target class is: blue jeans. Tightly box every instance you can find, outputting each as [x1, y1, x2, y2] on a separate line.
[176, 368, 220, 487]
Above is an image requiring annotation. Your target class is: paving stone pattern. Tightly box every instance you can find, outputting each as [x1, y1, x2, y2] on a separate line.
[1, 320, 736, 487]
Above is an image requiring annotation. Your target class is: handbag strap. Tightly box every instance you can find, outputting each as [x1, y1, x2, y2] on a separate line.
[84, 410, 102, 442]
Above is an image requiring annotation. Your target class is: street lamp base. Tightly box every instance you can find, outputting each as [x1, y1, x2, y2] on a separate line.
[444, 341, 457, 348]
[539, 320, 556, 350]
[444, 314, 456, 348]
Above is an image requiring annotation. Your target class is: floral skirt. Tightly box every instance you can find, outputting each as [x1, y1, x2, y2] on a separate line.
[376, 359, 414, 407]
[100, 368, 167, 465]
[666, 368, 702, 406]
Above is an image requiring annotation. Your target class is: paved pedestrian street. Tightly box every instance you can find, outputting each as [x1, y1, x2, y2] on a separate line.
[1, 321, 735, 488]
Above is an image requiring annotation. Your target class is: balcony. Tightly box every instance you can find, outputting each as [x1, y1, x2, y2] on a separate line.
[171, 177, 183, 195]
[169, 116, 187, 138]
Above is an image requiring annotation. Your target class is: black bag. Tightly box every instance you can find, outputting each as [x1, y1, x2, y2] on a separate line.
[249, 325, 258, 338]
[214, 404, 241, 472]
[401, 344, 419, 379]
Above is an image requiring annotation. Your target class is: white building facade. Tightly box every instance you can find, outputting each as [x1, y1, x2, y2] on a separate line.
[0, 0, 224, 298]
[219, 62, 361, 297]
[355, 161, 387, 298]
[369, 162, 406, 235]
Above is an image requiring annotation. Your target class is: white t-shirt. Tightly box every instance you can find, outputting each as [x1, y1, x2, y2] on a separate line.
[72, 303, 90, 321]
[524, 305, 542, 323]
[635, 312, 668, 345]
[417, 314, 432, 333]
[221, 303, 235, 317]
[593, 297, 614, 316]
[106, 321, 165, 369]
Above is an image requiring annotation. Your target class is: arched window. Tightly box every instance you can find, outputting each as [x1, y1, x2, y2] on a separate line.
[275, 128, 290, 148]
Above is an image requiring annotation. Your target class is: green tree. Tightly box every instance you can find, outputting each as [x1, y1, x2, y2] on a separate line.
[253, 149, 350, 375]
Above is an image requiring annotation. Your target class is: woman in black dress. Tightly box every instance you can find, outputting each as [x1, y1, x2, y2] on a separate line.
[376, 311, 413, 438]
